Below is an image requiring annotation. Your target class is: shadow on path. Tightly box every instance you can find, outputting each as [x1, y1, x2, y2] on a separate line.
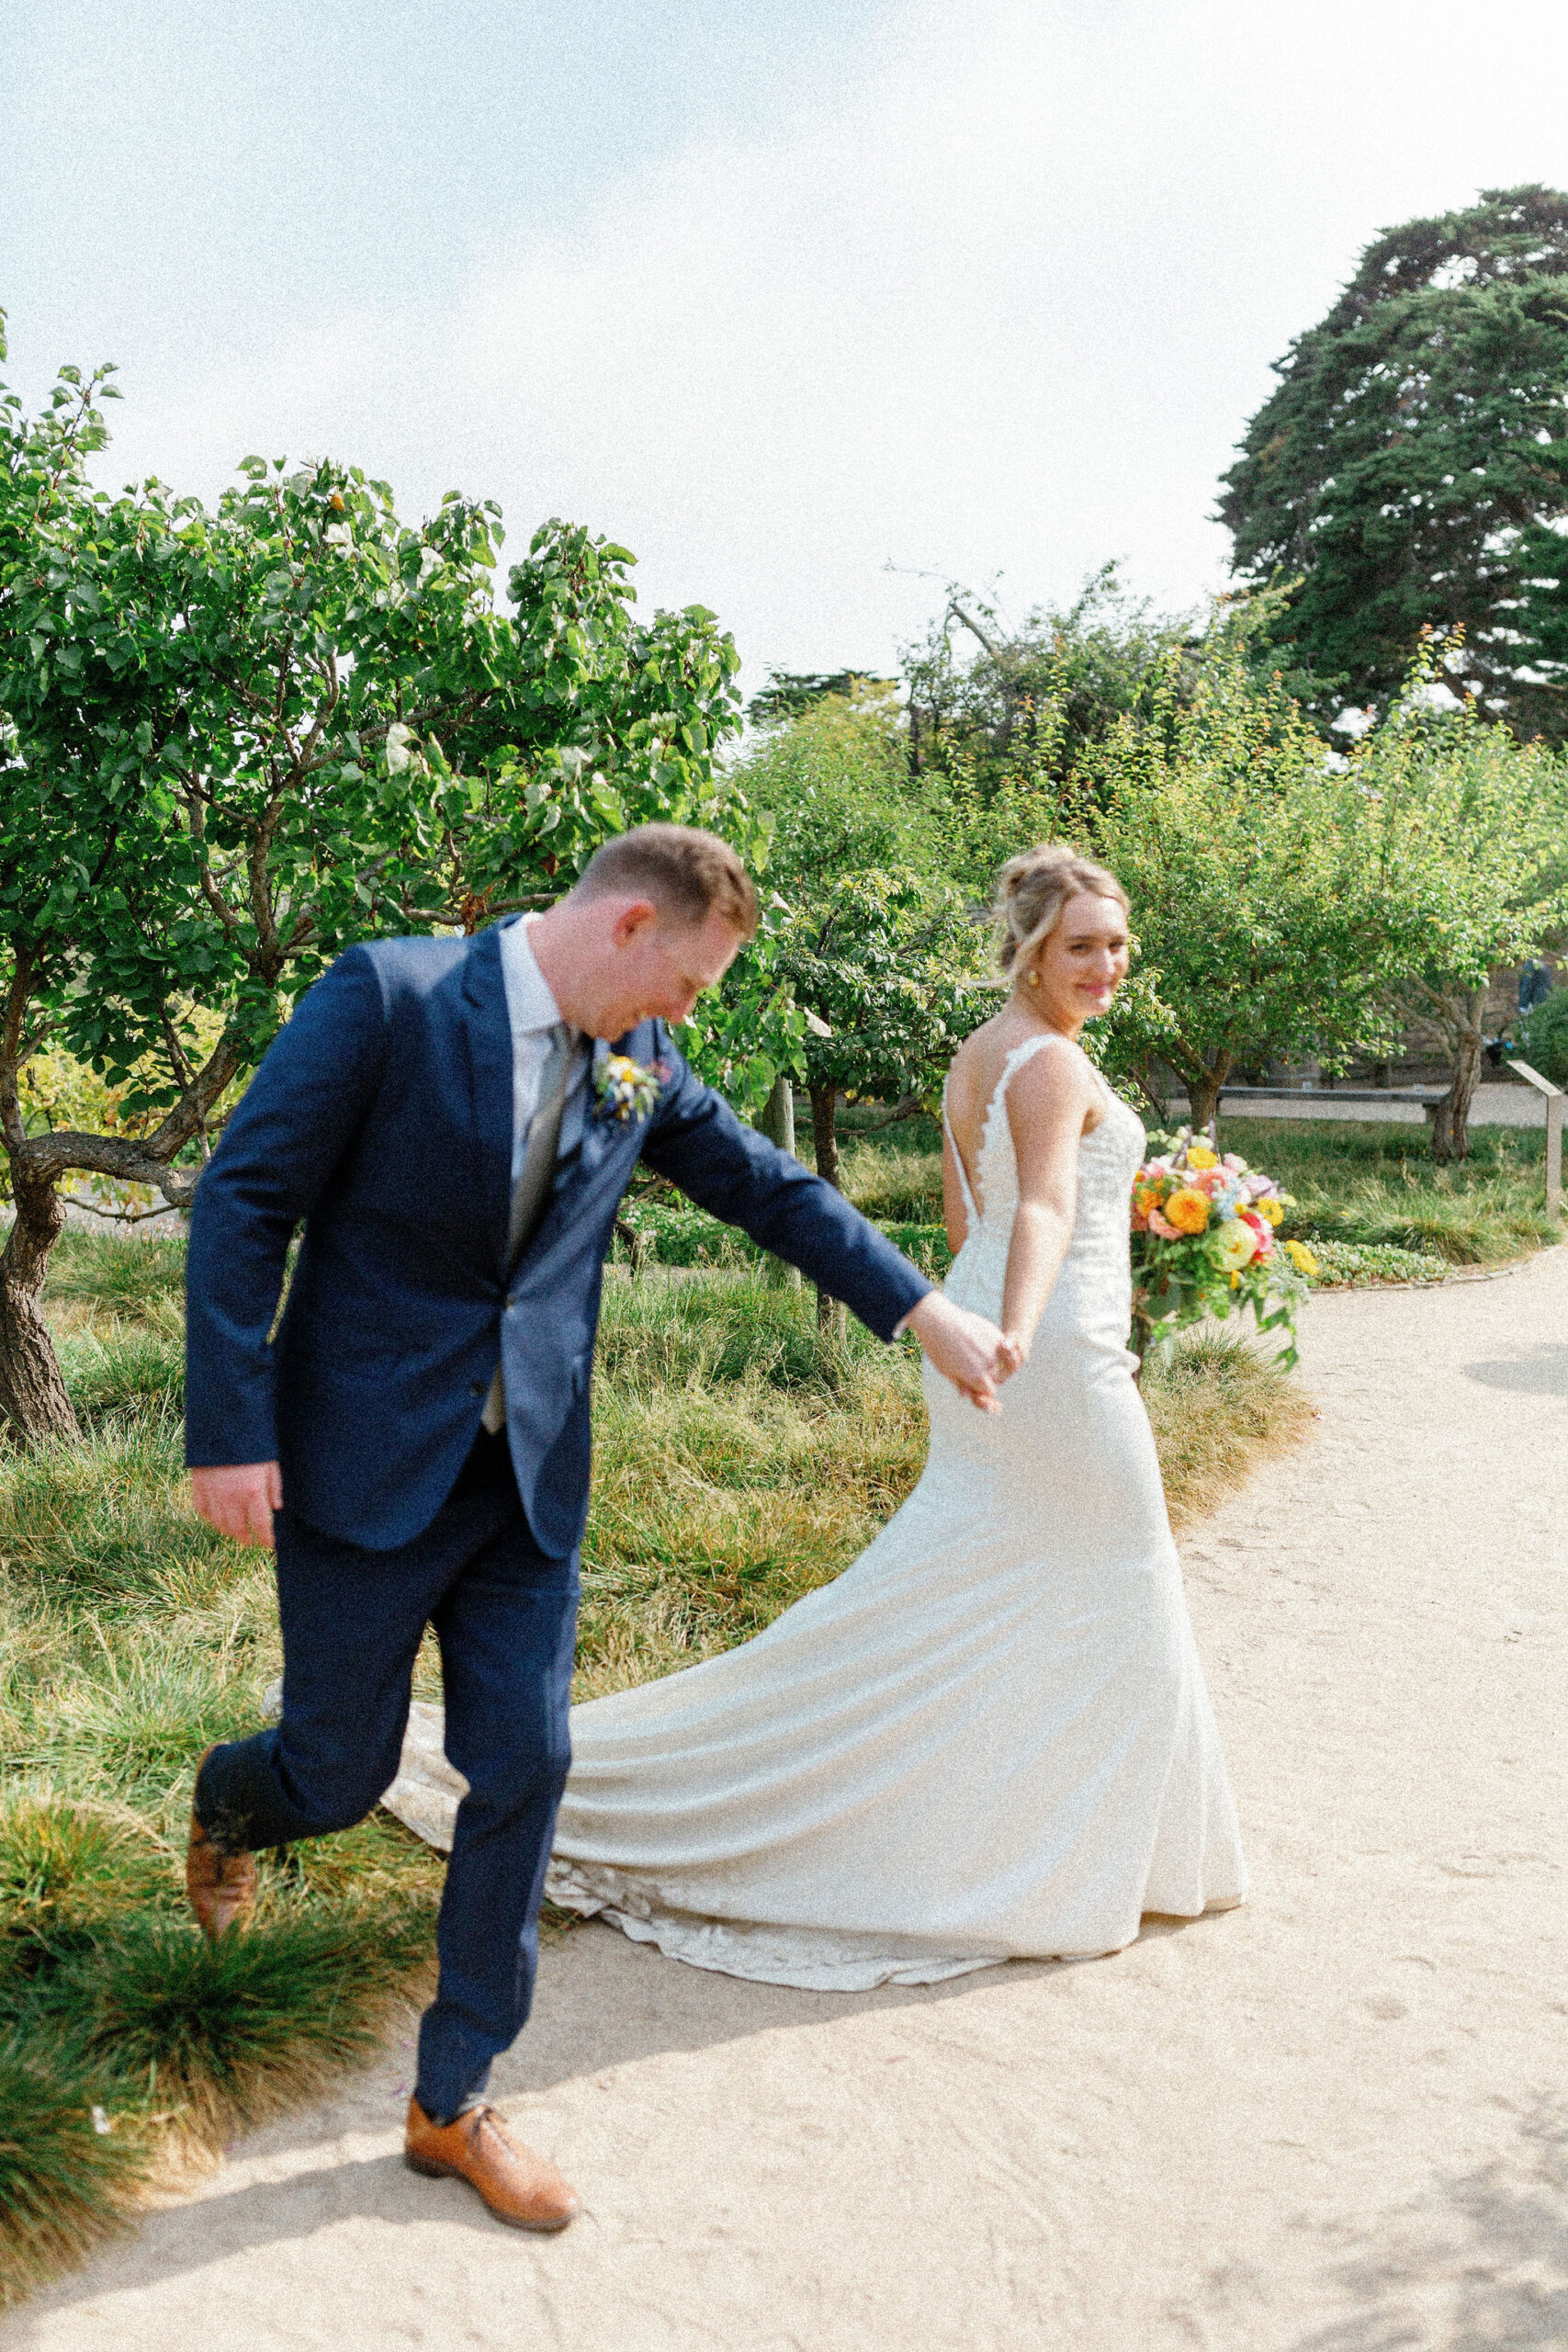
[1285, 2104, 1568, 2351]
[1462, 1341, 1568, 1396]
[12, 1915, 1227, 2325]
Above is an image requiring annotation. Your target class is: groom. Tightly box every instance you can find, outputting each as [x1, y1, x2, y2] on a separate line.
[185, 823, 1010, 2232]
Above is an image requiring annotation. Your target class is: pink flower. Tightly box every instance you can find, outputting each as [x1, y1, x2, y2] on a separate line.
[1147, 1209, 1181, 1240]
[1238, 1208, 1274, 1257]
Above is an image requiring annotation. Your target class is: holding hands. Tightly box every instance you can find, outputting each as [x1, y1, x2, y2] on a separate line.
[903, 1294, 1022, 1413]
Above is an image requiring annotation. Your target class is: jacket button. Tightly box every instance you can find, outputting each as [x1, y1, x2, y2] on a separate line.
[470, 1380, 484, 1396]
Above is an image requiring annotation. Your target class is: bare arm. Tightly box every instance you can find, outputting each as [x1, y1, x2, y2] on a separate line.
[999, 1042, 1100, 1358]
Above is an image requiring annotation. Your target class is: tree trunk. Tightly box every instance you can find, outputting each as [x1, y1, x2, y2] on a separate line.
[758, 1074, 801, 1291]
[1184, 1054, 1230, 1138]
[808, 1084, 847, 1334]
[809, 1084, 840, 1190]
[0, 1166, 78, 1446]
[613, 1217, 649, 1278]
[1431, 1005, 1485, 1163]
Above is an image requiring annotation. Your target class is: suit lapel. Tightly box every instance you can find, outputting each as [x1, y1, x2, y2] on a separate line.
[461, 922, 515, 1271]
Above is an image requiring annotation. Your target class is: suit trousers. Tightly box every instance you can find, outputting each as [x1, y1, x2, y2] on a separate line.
[194, 1427, 580, 2123]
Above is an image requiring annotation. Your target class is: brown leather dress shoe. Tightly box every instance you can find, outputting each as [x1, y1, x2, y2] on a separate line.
[404, 2098, 581, 2232]
[186, 1747, 256, 1940]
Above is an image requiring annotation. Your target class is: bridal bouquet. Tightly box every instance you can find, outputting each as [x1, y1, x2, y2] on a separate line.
[1129, 1130, 1314, 1368]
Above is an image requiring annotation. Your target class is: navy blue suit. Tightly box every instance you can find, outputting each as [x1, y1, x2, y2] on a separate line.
[186, 919, 931, 2118]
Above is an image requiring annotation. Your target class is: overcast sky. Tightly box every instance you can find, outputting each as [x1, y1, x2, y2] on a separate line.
[6, 0, 1568, 691]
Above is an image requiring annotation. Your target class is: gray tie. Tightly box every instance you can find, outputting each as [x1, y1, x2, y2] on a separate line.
[480, 1021, 578, 1432]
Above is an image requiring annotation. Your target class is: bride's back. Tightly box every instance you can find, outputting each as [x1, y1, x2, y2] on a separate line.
[943, 1013, 1100, 1218]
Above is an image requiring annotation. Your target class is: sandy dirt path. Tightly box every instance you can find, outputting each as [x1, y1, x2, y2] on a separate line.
[6, 1253, 1566, 2350]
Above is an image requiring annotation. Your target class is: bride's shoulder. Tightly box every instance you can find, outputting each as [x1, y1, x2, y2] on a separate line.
[944, 1017, 1008, 1104]
[1002, 1035, 1105, 1131]
[1006, 1030, 1097, 1091]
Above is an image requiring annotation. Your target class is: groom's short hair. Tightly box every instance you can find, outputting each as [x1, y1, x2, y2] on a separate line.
[575, 824, 759, 938]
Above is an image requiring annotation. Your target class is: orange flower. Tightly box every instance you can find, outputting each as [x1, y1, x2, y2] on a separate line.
[1165, 1187, 1212, 1235]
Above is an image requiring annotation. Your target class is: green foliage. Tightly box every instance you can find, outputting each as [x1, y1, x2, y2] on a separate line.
[1085, 634, 1393, 1118]
[1348, 661, 1568, 1150]
[1220, 186, 1568, 739]
[1219, 1116, 1559, 1263]
[55, 1320, 184, 1427]
[902, 563, 1197, 814]
[1513, 983, 1568, 1086]
[729, 686, 927, 884]
[1299, 1238, 1450, 1286]
[41, 1230, 187, 1320]
[0, 334, 760, 1243]
[745, 667, 895, 727]
[721, 694, 988, 1140]
[769, 867, 987, 1118]
[17, 1911, 432, 2124]
[0, 2030, 141, 2304]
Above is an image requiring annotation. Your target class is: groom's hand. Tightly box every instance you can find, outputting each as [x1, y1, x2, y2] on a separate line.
[190, 1462, 283, 1549]
[902, 1295, 1013, 1414]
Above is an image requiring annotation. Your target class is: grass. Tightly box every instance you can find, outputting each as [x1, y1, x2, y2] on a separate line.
[0, 1176, 1319, 2301]
[624, 1106, 1562, 1282]
[1218, 1117, 1561, 1269]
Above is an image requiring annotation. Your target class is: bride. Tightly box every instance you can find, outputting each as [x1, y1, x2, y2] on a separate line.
[386, 843, 1247, 1989]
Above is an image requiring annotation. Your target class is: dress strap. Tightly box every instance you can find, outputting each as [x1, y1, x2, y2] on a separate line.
[941, 1076, 980, 1225]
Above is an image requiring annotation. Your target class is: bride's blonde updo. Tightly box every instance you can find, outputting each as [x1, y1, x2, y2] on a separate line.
[992, 843, 1129, 982]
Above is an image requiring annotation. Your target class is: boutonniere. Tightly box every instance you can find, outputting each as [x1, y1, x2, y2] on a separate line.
[592, 1052, 668, 1125]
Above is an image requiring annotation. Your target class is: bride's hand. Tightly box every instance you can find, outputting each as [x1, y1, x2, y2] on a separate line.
[998, 1331, 1030, 1378]
[903, 1295, 1010, 1413]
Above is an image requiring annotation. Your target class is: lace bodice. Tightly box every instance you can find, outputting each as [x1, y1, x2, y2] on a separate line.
[942, 1035, 1146, 1352]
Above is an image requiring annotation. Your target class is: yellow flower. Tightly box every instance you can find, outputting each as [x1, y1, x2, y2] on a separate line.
[1217, 1219, 1258, 1270]
[1284, 1239, 1319, 1278]
[1186, 1143, 1219, 1170]
[1258, 1195, 1283, 1226]
[1165, 1186, 1212, 1235]
[1229, 1271, 1241, 1288]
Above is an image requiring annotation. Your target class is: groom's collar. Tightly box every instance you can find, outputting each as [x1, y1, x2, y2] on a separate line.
[498, 912, 568, 1040]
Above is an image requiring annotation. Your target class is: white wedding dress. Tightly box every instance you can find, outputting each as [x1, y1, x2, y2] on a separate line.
[383, 1037, 1247, 1989]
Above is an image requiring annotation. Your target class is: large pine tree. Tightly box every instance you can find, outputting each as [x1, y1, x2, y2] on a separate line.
[1219, 187, 1568, 741]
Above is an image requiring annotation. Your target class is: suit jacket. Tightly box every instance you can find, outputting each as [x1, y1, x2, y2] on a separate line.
[184, 920, 932, 1556]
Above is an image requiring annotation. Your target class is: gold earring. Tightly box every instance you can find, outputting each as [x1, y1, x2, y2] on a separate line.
[1027, 969, 1040, 989]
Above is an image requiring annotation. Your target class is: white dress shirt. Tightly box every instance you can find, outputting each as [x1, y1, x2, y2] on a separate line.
[498, 915, 588, 1180]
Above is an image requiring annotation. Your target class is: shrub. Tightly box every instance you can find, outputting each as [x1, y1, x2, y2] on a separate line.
[1513, 986, 1568, 1088]
[0, 2035, 140, 2306]
[35, 1913, 432, 2134]
[1302, 1239, 1450, 1287]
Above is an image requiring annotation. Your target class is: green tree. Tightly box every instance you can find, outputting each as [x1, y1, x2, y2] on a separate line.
[901, 563, 1197, 804]
[766, 870, 981, 1187]
[726, 688, 973, 1169]
[0, 325, 750, 1442]
[730, 684, 931, 886]
[744, 667, 895, 727]
[1085, 644, 1394, 1129]
[1353, 657, 1568, 1158]
[1219, 186, 1568, 740]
